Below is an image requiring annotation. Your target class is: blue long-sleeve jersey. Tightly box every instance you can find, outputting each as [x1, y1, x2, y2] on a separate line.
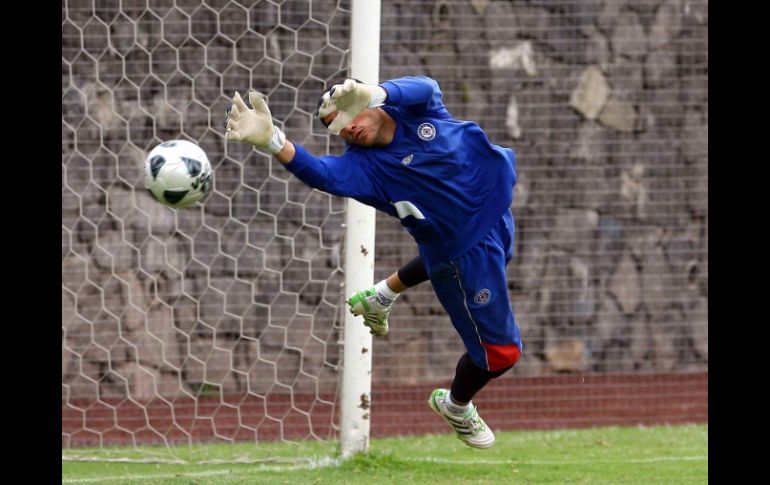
[285, 76, 517, 262]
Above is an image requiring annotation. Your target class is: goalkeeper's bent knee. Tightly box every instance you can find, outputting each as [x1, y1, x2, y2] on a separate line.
[483, 343, 522, 373]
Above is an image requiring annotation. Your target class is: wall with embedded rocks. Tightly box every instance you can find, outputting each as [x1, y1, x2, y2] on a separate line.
[62, 0, 707, 400]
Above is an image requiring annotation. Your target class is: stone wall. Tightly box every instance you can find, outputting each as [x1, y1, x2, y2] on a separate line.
[62, 0, 708, 401]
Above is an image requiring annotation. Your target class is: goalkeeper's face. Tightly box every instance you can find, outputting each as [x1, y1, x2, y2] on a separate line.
[323, 109, 394, 147]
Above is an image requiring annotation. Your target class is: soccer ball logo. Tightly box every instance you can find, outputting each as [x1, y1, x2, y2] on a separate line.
[143, 140, 213, 208]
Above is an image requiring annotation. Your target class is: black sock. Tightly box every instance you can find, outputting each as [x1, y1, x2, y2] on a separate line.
[450, 352, 513, 404]
[397, 256, 429, 288]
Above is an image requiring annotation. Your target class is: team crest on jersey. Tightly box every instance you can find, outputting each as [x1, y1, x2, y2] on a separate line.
[474, 288, 491, 305]
[417, 123, 436, 141]
[401, 154, 414, 165]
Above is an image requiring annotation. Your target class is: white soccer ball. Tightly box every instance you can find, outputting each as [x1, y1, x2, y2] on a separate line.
[143, 140, 213, 208]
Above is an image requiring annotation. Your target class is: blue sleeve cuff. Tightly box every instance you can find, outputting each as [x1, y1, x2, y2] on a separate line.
[381, 81, 403, 105]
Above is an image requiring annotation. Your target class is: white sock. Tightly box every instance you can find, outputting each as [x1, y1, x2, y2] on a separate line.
[374, 279, 399, 305]
[446, 392, 472, 415]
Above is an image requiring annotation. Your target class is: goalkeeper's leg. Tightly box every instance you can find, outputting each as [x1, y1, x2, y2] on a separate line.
[347, 255, 428, 336]
[428, 352, 517, 449]
[425, 210, 522, 447]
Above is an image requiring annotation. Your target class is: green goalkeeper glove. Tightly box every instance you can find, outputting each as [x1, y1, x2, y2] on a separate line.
[225, 91, 286, 155]
[317, 79, 387, 135]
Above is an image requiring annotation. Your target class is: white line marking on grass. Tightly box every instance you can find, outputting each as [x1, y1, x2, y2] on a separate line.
[402, 455, 707, 466]
[61, 456, 342, 484]
[62, 469, 236, 483]
[62, 454, 707, 482]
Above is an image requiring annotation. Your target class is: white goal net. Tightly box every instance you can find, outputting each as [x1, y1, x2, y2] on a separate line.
[62, 0, 353, 462]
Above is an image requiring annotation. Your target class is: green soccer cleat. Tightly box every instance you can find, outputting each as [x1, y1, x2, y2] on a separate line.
[428, 388, 495, 449]
[346, 287, 394, 337]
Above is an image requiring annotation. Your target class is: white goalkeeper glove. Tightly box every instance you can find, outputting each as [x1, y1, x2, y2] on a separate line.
[225, 91, 286, 155]
[316, 79, 387, 135]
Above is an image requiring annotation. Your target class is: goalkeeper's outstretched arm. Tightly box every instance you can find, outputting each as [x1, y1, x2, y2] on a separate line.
[224, 90, 382, 203]
[225, 76, 390, 159]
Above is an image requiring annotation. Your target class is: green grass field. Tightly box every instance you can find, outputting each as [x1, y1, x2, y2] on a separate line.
[62, 424, 707, 484]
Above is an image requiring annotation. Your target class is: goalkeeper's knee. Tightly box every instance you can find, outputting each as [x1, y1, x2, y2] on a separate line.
[483, 343, 522, 374]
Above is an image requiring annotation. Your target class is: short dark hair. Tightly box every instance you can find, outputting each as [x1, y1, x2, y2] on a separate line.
[314, 77, 364, 127]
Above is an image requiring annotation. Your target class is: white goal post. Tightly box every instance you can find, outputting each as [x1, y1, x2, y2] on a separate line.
[339, 0, 381, 458]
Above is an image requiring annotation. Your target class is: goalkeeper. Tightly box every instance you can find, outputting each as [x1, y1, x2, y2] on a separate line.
[224, 76, 522, 449]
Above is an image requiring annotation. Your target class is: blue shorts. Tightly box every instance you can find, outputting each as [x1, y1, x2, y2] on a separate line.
[424, 209, 522, 371]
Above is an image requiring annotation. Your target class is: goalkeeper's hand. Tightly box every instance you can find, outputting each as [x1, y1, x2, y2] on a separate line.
[225, 91, 286, 155]
[316, 79, 387, 135]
